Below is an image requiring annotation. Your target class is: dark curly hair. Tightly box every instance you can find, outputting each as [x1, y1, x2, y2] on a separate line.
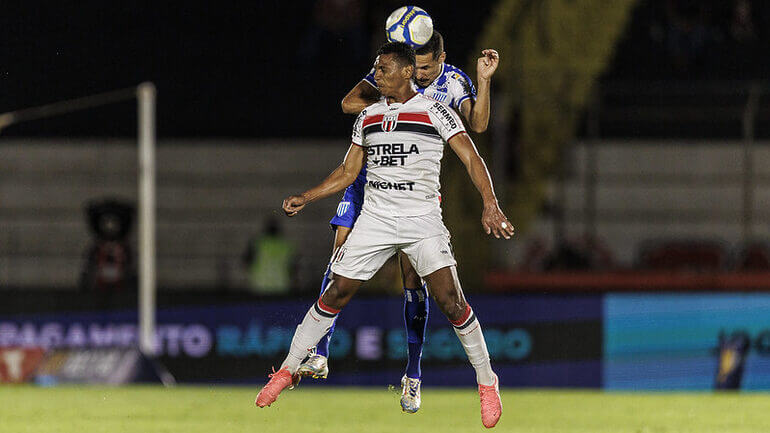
[415, 30, 443, 60]
[376, 42, 416, 69]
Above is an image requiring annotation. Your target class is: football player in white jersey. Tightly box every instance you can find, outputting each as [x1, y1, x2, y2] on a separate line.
[257, 42, 511, 429]
[298, 30, 499, 415]
[343, 30, 499, 132]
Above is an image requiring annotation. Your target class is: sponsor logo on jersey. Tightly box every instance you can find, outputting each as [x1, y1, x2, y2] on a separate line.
[337, 201, 351, 217]
[430, 102, 458, 130]
[352, 110, 366, 140]
[424, 89, 448, 103]
[368, 180, 416, 191]
[382, 113, 398, 132]
[458, 76, 475, 96]
[367, 143, 420, 166]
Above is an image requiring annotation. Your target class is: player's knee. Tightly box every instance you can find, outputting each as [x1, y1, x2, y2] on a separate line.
[320, 285, 345, 307]
[432, 292, 466, 321]
[321, 276, 355, 309]
[445, 299, 467, 322]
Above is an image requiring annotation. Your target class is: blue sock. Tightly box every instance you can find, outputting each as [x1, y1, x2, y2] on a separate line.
[403, 285, 428, 379]
[315, 265, 335, 358]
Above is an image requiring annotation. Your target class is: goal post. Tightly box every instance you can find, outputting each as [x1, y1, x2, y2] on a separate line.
[0, 83, 158, 357]
[137, 82, 157, 356]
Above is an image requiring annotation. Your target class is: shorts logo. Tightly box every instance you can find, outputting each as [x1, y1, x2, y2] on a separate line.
[337, 201, 350, 217]
[382, 113, 398, 132]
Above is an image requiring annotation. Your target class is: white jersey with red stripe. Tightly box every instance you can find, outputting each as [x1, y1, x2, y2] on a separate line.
[351, 92, 466, 217]
[363, 62, 477, 112]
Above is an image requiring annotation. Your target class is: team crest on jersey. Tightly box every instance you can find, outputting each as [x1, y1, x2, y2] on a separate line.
[382, 113, 398, 132]
[337, 201, 350, 217]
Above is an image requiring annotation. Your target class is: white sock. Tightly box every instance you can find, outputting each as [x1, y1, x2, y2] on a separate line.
[280, 299, 339, 374]
[451, 305, 495, 386]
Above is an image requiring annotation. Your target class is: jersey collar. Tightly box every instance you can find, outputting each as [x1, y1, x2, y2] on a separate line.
[386, 91, 419, 106]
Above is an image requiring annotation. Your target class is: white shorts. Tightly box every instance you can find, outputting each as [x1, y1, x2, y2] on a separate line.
[330, 210, 457, 281]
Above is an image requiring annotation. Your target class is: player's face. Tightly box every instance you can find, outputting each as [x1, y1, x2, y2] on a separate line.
[374, 54, 411, 96]
[414, 52, 446, 88]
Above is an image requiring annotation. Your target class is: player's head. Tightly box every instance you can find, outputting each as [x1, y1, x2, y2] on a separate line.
[374, 42, 416, 97]
[414, 31, 446, 88]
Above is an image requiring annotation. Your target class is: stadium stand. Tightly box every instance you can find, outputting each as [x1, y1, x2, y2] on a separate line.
[0, 140, 342, 290]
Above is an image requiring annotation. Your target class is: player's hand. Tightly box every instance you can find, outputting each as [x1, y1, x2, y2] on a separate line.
[477, 49, 499, 82]
[481, 203, 514, 239]
[282, 195, 307, 217]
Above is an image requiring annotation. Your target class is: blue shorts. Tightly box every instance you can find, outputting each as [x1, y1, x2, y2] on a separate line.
[330, 191, 363, 229]
[330, 166, 366, 230]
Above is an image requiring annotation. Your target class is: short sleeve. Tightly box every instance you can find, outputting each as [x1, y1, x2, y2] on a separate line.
[363, 67, 377, 88]
[447, 69, 477, 111]
[351, 109, 366, 146]
[427, 101, 466, 142]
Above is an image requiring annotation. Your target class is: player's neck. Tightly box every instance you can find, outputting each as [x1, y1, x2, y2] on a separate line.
[386, 88, 417, 105]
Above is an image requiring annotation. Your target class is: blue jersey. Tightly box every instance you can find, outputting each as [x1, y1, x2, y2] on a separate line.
[331, 63, 476, 229]
[364, 62, 477, 111]
[329, 164, 367, 229]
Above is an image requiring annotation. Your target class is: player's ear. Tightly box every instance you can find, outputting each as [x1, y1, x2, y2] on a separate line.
[438, 51, 446, 63]
[403, 64, 415, 79]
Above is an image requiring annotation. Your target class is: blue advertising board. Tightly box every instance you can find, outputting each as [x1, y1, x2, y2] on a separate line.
[0, 294, 602, 387]
[604, 294, 770, 390]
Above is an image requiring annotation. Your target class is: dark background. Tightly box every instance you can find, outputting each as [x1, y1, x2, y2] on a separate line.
[0, 1, 495, 138]
[5, 1, 770, 139]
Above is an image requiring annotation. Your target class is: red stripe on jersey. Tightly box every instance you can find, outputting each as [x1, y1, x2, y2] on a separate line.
[362, 114, 384, 128]
[398, 112, 432, 125]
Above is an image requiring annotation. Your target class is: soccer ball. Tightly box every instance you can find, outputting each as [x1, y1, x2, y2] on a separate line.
[385, 6, 433, 48]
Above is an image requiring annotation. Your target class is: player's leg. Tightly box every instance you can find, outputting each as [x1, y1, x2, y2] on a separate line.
[399, 214, 501, 427]
[423, 266, 501, 428]
[257, 211, 396, 407]
[400, 252, 428, 379]
[256, 275, 363, 407]
[398, 252, 428, 413]
[299, 225, 353, 379]
[317, 225, 351, 357]
[299, 193, 361, 379]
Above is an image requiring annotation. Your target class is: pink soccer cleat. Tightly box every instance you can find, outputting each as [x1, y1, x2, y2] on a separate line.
[255, 367, 299, 408]
[478, 374, 502, 428]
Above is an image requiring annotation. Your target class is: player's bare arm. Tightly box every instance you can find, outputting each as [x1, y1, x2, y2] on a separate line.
[341, 79, 381, 114]
[460, 49, 499, 133]
[282, 144, 365, 216]
[448, 130, 513, 239]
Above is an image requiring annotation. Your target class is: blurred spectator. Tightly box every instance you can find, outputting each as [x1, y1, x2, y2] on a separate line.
[519, 236, 615, 272]
[80, 198, 136, 292]
[662, 0, 721, 75]
[730, 0, 756, 42]
[243, 218, 296, 294]
[734, 242, 770, 270]
[638, 239, 726, 272]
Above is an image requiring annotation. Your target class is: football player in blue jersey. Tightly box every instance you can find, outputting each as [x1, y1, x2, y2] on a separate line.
[297, 30, 499, 414]
[343, 30, 499, 133]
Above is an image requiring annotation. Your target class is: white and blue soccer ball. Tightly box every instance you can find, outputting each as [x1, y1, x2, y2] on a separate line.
[385, 6, 433, 48]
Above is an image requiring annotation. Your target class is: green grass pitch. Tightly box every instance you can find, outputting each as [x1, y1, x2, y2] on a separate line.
[2, 385, 770, 433]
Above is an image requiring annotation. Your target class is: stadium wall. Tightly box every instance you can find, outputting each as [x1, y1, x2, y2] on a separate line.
[0, 293, 602, 387]
[5, 139, 770, 289]
[4, 291, 770, 390]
